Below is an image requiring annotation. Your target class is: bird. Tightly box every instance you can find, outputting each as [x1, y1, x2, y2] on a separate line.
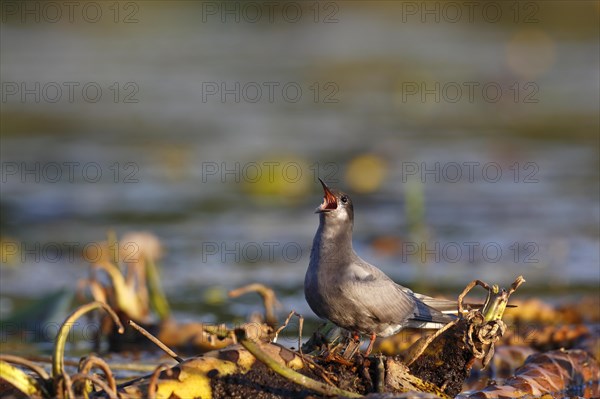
[304, 178, 457, 356]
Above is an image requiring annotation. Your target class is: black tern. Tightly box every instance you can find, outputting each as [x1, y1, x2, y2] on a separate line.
[304, 179, 456, 355]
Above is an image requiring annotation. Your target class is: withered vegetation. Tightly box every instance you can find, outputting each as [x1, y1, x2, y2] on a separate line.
[1, 232, 598, 398]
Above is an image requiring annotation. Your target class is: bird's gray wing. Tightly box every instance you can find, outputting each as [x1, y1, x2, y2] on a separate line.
[342, 262, 417, 325]
[345, 262, 453, 328]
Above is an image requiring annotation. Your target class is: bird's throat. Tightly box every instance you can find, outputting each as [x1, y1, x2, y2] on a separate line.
[311, 216, 354, 269]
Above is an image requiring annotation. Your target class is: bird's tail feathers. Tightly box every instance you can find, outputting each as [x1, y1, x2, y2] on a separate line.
[409, 299, 456, 328]
[404, 319, 449, 330]
[413, 293, 459, 314]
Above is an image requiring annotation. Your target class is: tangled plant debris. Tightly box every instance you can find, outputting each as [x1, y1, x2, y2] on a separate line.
[0, 232, 599, 398]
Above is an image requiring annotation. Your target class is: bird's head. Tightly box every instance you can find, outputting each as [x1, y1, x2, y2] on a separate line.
[315, 178, 354, 225]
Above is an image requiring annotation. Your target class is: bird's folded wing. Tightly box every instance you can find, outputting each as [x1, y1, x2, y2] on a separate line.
[344, 263, 454, 328]
[343, 271, 418, 325]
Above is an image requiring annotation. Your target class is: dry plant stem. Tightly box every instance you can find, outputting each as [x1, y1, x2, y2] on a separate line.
[509, 275, 526, 295]
[56, 371, 74, 399]
[341, 336, 361, 359]
[235, 328, 363, 398]
[0, 360, 50, 397]
[409, 276, 524, 371]
[0, 354, 50, 380]
[273, 310, 304, 352]
[329, 353, 354, 367]
[458, 276, 525, 319]
[311, 364, 337, 387]
[293, 350, 338, 387]
[52, 301, 124, 379]
[69, 373, 119, 399]
[79, 355, 117, 393]
[458, 280, 489, 314]
[463, 276, 524, 367]
[128, 320, 184, 363]
[229, 283, 281, 326]
[406, 319, 459, 367]
[273, 320, 337, 388]
[376, 355, 385, 393]
[148, 363, 174, 399]
[479, 276, 524, 323]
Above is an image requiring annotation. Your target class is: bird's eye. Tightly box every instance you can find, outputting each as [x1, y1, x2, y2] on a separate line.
[341, 195, 348, 204]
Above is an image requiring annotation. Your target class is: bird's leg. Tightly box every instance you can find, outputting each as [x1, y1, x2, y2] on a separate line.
[364, 332, 377, 356]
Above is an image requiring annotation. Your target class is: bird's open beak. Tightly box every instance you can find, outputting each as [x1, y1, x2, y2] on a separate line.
[316, 178, 337, 213]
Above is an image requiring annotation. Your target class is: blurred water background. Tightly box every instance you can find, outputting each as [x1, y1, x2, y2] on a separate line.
[1, 1, 598, 350]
